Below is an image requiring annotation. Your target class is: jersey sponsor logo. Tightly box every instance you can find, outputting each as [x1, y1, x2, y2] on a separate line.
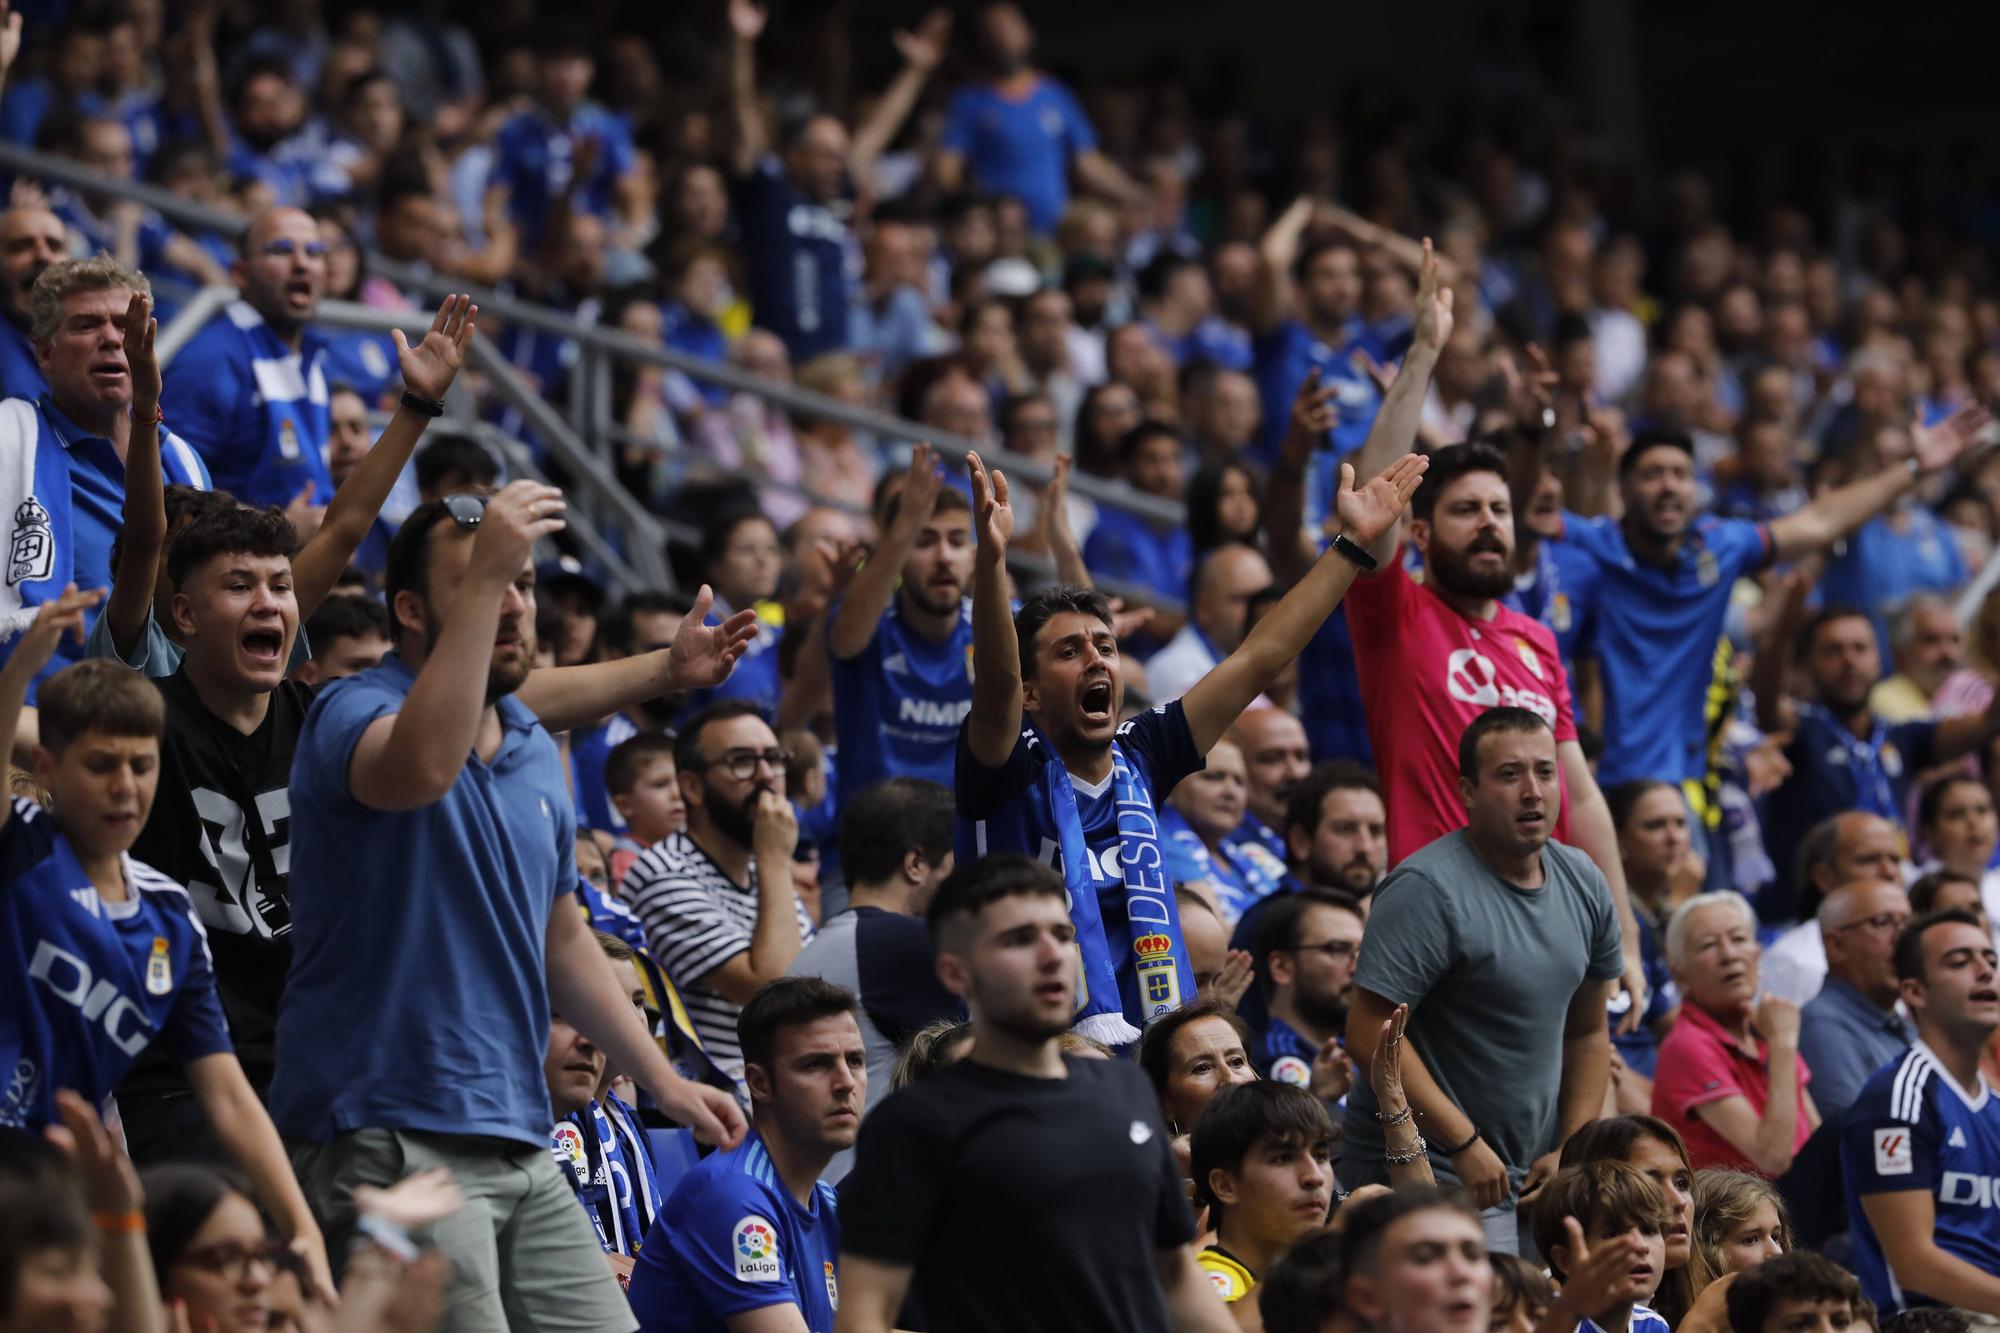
[552, 1123, 588, 1185]
[1270, 1055, 1312, 1087]
[1128, 1119, 1153, 1145]
[733, 1215, 781, 1282]
[896, 696, 972, 728]
[1874, 1127, 1913, 1176]
[29, 940, 154, 1057]
[824, 1260, 838, 1310]
[144, 936, 172, 996]
[1939, 1172, 2000, 1207]
[7, 496, 52, 585]
[1443, 648, 1556, 724]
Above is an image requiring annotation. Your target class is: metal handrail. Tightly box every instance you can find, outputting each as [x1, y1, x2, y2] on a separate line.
[0, 138, 1189, 526]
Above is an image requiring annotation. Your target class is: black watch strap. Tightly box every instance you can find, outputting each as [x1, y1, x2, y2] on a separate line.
[401, 389, 446, 418]
[1328, 532, 1379, 571]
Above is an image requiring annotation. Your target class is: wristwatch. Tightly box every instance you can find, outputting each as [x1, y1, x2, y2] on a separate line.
[1328, 532, 1378, 571]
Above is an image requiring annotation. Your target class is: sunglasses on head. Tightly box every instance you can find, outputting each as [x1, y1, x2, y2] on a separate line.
[442, 493, 489, 530]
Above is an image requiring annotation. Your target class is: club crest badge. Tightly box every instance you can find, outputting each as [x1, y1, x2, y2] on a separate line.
[145, 936, 172, 996]
[8, 498, 52, 586]
[1134, 931, 1181, 1019]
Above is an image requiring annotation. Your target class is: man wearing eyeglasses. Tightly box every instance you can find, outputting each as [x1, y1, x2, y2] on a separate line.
[1249, 887, 1363, 1097]
[161, 207, 334, 532]
[626, 698, 817, 1095]
[1799, 882, 1914, 1121]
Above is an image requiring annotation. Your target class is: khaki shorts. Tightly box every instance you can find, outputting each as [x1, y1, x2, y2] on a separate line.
[289, 1128, 636, 1333]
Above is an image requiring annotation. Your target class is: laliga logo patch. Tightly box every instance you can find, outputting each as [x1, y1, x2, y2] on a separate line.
[733, 1215, 781, 1282]
[1874, 1127, 1912, 1176]
[1133, 932, 1181, 1018]
[551, 1123, 589, 1185]
[1270, 1055, 1311, 1088]
[8, 497, 52, 586]
[145, 936, 173, 996]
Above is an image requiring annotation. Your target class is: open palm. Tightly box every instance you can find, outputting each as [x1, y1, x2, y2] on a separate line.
[1913, 403, 1994, 473]
[1334, 453, 1429, 548]
[967, 451, 1014, 554]
[669, 584, 761, 689]
[395, 294, 477, 403]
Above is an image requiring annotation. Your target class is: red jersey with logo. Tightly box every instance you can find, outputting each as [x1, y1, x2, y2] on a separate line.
[1346, 552, 1577, 865]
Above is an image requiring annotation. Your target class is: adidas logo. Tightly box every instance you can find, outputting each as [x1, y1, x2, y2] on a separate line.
[70, 888, 100, 917]
[883, 653, 909, 675]
[1951, 1126, 1969, 1150]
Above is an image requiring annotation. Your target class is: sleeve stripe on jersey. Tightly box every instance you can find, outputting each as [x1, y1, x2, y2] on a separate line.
[129, 867, 221, 968]
[1892, 1049, 1935, 1124]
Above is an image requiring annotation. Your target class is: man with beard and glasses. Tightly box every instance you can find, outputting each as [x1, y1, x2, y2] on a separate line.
[0, 205, 65, 401]
[836, 856, 1234, 1333]
[162, 207, 335, 525]
[1249, 887, 1364, 1099]
[956, 443, 1425, 1042]
[827, 444, 978, 801]
[627, 699, 818, 1093]
[274, 483, 752, 1327]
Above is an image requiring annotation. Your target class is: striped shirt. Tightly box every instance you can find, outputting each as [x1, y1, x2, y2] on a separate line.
[626, 831, 813, 1089]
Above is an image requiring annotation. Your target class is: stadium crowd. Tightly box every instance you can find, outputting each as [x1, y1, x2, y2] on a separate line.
[6, 1, 2000, 1332]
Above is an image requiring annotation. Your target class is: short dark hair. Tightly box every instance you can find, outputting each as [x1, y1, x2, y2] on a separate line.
[110, 483, 236, 572]
[839, 778, 954, 889]
[1412, 442, 1508, 522]
[671, 698, 767, 775]
[1281, 761, 1381, 840]
[1794, 816, 1844, 915]
[1137, 252, 1199, 302]
[165, 504, 297, 589]
[604, 733, 675, 798]
[413, 436, 500, 495]
[1252, 888, 1364, 996]
[304, 591, 390, 655]
[1894, 908, 1987, 985]
[1257, 1225, 1344, 1333]
[925, 854, 1067, 950]
[1117, 419, 1182, 468]
[1489, 1252, 1554, 1321]
[1881, 1311, 1972, 1333]
[1908, 869, 1982, 917]
[1290, 235, 1358, 286]
[1606, 779, 1679, 834]
[601, 589, 692, 656]
[1918, 772, 1986, 834]
[1135, 997, 1251, 1102]
[1619, 428, 1697, 481]
[1332, 1186, 1482, 1298]
[142, 1162, 263, 1279]
[37, 659, 164, 754]
[381, 498, 465, 640]
[701, 509, 775, 572]
[1798, 605, 1873, 660]
[1012, 584, 1113, 681]
[879, 482, 970, 532]
[1726, 1251, 1858, 1333]
[736, 976, 859, 1075]
[1457, 706, 1552, 782]
[1531, 1160, 1671, 1281]
[0, 1129, 91, 1314]
[1189, 1081, 1334, 1215]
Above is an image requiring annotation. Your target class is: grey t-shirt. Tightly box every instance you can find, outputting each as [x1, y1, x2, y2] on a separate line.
[1339, 830, 1623, 1196]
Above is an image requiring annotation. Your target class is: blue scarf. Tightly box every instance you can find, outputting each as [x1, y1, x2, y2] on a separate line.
[552, 1094, 661, 1258]
[1036, 723, 1195, 1045]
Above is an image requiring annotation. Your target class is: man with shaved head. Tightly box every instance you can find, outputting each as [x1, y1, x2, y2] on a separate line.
[1799, 880, 1912, 1120]
[1148, 543, 1274, 702]
[160, 206, 334, 520]
[1763, 811, 1907, 1005]
[0, 206, 66, 400]
[1227, 706, 1312, 865]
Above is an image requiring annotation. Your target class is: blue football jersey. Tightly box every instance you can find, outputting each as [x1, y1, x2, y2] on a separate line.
[829, 596, 973, 800]
[626, 1129, 841, 1333]
[1844, 1040, 2000, 1313]
[0, 798, 231, 1128]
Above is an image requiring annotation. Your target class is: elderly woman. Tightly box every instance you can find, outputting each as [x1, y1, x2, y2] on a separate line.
[1651, 892, 1820, 1176]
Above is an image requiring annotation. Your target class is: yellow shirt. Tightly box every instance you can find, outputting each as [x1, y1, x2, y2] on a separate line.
[1198, 1246, 1256, 1304]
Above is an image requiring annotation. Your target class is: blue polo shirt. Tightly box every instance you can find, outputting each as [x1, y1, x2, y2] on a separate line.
[160, 299, 333, 508]
[938, 77, 1096, 234]
[1818, 506, 1967, 660]
[1798, 975, 1912, 1118]
[492, 102, 637, 250]
[1760, 704, 1937, 926]
[1083, 506, 1192, 606]
[0, 317, 45, 402]
[1503, 536, 1601, 675]
[269, 654, 577, 1146]
[1250, 317, 1379, 465]
[1557, 513, 1771, 786]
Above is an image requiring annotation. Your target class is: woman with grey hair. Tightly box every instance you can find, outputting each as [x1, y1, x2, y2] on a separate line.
[1650, 891, 1820, 1176]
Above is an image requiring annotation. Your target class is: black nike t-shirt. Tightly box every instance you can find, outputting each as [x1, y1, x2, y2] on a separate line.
[839, 1053, 1194, 1333]
[123, 672, 315, 1089]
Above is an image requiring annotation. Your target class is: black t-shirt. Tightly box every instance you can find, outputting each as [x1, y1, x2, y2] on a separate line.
[123, 673, 315, 1089]
[839, 1053, 1194, 1333]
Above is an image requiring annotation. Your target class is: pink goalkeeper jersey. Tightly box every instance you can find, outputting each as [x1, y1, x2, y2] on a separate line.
[1347, 552, 1578, 865]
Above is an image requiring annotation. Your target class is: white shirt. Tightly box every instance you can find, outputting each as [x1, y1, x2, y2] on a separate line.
[1146, 623, 1219, 703]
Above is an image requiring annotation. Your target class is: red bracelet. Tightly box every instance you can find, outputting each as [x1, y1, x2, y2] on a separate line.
[133, 404, 163, 427]
[93, 1209, 145, 1233]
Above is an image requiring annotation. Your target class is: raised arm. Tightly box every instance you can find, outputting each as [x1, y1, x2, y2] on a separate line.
[515, 585, 758, 735]
[293, 296, 475, 616]
[1350, 239, 1452, 563]
[105, 294, 162, 657]
[1370, 1004, 1437, 1189]
[1559, 743, 1647, 1034]
[835, 1255, 915, 1333]
[1346, 984, 1508, 1211]
[1251, 196, 1313, 336]
[1038, 454, 1092, 589]
[0, 587, 101, 832]
[346, 481, 565, 810]
[50, 1091, 170, 1333]
[1265, 368, 1339, 585]
[830, 444, 942, 660]
[1769, 405, 1990, 561]
[185, 1053, 332, 1302]
[1182, 455, 1427, 753]
[848, 10, 950, 181]
[964, 451, 1023, 768]
[0, 0, 19, 106]
[1750, 570, 1811, 736]
[1690, 996, 1809, 1177]
[727, 0, 770, 176]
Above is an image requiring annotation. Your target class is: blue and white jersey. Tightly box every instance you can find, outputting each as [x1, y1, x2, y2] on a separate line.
[492, 103, 637, 250]
[160, 300, 333, 509]
[1256, 1013, 1319, 1089]
[1162, 807, 1284, 926]
[732, 156, 859, 363]
[829, 595, 972, 800]
[0, 797, 231, 1129]
[1581, 1307, 1669, 1333]
[1503, 536, 1601, 675]
[551, 1093, 663, 1260]
[627, 1128, 840, 1333]
[1844, 1040, 2000, 1313]
[0, 318, 45, 403]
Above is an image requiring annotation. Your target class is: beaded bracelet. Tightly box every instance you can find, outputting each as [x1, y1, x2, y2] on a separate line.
[1385, 1138, 1429, 1166]
[1374, 1106, 1413, 1128]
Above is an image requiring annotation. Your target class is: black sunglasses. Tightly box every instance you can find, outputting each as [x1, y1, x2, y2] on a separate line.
[442, 493, 489, 530]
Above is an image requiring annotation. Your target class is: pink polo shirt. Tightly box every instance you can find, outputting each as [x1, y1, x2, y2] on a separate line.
[1651, 1001, 1813, 1175]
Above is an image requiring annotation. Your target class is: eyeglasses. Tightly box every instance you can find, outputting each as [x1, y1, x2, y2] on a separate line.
[442, 493, 488, 530]
[175, 1239, 293, 1282]
[1833, 912, 1909, 936]
[261, 239, 331, 259]
[1287, 939, 1359, 961]
[692, 746, 791, 781]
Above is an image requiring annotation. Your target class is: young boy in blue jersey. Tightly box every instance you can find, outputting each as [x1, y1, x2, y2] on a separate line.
[0, 586, 332, 1297]
[627, 976, 865, 1333]
[827, 442, 976, 799]
[1844, 908, 2000, 1318]
[1530, 1161, 1673, 1333]
[956, 446, 1427, 1041]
